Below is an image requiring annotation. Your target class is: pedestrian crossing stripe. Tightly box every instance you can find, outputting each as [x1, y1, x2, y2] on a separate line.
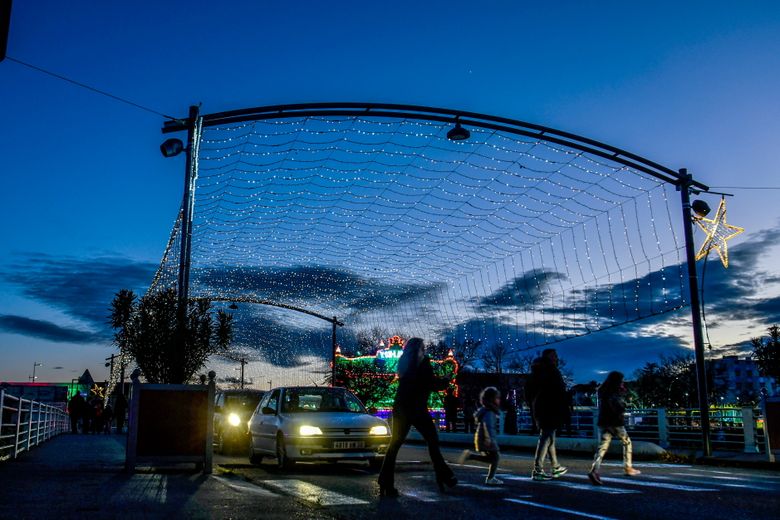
[567, 473, 717, 491]
[499, 475, 639, 494]
[505, 498, 617, 520]
[212, 475, 278, 497]
[260, 479, 369, 506]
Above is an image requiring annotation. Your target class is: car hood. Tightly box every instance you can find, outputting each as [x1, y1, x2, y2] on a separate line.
[282, 412, 386, 429]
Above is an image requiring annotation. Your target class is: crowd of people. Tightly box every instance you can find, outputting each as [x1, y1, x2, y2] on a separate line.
[378, 339, 640, 496]
[67, 392, 127, 435]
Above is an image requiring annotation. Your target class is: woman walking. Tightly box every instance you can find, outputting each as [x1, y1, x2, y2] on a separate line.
[378, 337, 457, 497]
[588, 371, 641, 485]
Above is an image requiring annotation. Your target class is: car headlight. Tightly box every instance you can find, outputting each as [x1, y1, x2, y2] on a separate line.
[299, 425, 323, 436]
[227, 413, 242, 427]
[369, 425, 389, 436]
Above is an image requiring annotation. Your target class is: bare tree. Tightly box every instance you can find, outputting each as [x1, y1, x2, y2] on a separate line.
[481, 342, 510, 375]
[355, 326, 390, 355]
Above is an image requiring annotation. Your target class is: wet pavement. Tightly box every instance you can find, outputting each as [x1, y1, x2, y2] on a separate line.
[1, 434, 779, 519]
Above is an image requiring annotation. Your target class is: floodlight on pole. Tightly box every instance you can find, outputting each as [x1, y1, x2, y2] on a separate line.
[691, 199, 711, 218]
[160, 138, 185, 158]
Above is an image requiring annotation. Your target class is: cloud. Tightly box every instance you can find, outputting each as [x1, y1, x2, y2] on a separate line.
[0, 314, 104, 344]
[2, 253, 157, 333]
[194, 264, 444, 314]
[478, 270, 567, 310]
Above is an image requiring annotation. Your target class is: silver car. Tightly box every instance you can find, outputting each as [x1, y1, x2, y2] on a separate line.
[248, 386, 391, 469]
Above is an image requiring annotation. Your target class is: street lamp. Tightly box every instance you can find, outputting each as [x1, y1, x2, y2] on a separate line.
[29, 361, 42, 382]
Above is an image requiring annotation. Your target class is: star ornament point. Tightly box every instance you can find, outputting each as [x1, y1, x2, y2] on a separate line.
[694, 198, 744, 268]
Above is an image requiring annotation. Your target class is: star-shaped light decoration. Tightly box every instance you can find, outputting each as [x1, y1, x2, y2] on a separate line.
[694, 197, 744, 268]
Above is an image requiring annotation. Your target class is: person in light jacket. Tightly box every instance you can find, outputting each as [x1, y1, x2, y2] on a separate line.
[458, 386, 503, 485]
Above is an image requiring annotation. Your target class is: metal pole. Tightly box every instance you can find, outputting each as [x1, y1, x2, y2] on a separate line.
[679, 168, 712, 457]
[240, 358, 245, 390]
[331, 317, 338, 387]
[177, 104, 200, 304]
[0, 0, 11, 63]
[176, 105, 200, 383]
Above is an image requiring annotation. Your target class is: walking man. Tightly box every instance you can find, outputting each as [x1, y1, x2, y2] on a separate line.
[526, 349, 569, 481]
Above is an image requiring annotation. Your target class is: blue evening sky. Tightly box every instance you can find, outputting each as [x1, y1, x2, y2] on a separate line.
[1, 1, 779, 384]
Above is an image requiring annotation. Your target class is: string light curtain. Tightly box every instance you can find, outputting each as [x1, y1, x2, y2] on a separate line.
[149, 115, 686, 386]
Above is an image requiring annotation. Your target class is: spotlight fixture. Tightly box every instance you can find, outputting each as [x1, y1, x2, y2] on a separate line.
[160, 138, 184, 158]
[446, 120, 470, 141]
[691, 199, 711, 218]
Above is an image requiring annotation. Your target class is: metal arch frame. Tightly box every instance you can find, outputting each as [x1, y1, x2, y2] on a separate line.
[190, 295, 343, 327]
[163, 102, 713, 455]
[162, 101, 709, 191]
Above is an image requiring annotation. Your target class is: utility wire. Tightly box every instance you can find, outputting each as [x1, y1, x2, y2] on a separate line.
[6, 55, 176, 120]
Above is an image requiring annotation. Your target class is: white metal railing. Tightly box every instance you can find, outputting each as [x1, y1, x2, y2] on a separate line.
[0, 390, 69, 461]
[508, 406, 766, 453]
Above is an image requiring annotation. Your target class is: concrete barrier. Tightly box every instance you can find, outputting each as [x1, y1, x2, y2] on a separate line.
[407, 431, 667, 459]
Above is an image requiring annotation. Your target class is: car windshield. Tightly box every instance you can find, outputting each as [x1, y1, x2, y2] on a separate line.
[281, 388, 366, 414]
[224, 393, 262, 412]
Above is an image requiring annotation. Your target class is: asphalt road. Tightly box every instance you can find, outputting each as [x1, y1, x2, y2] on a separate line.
[213, 446, 780, 520]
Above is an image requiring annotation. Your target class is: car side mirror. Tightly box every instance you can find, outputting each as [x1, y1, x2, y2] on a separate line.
[262, 406, 276, 415]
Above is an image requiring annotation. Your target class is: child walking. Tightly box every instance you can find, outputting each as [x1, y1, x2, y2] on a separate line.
[588, 371, 641, 485]
[459, 386, 502, 485]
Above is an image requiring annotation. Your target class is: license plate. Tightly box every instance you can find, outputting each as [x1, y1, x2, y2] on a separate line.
[333, 441, 365, 449]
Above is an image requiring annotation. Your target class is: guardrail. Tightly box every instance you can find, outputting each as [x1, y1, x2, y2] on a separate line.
[506, 406, 766, 453]
[0, 390, 69, 461]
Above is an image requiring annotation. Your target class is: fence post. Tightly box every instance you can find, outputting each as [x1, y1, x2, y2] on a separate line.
[0, 390, 4, 444]
[26, 400, 34, 451]
[205, 371, 216, 474]
[657, 408, 669, 448]
[742, 407, 758, 453]
[13, 398, 23, 458]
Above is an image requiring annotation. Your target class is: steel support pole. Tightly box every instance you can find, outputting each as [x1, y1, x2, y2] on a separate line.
[176, 105, 200, 383]
[177, 105, 200, 304]
[0, 0, 11, 63]
[331, 318, 338, 387]
[679, 168, 712, 457]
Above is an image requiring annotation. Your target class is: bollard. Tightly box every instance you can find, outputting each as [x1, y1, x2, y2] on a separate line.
[657, 408, 669, 448]
[742, 407, 758, 453]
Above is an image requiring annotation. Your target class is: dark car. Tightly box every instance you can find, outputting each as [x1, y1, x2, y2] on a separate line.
[214, 389, 265, 454]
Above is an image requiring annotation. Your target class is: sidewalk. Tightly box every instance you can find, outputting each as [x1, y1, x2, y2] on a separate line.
[0, 433, 322, 520]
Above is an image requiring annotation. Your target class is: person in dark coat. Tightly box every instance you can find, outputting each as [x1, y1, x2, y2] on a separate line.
[378, 337, 457, 497]
[443, 387, 459, 433]
[526, 349, 569, 481]
[68, 393, 85, 434]
[588, 371, 641, 485]
[113, 392, 127, 434]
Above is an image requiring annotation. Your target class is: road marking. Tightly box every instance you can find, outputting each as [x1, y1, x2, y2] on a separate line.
[261, 479, 369, 506]
[568, 473, 717, 491]
[458, 463, 511, 472]
[213, 475, 278, 497]
[504, 498, 617, 520]
[401, 489, 459, 502]
[500, 475, 639, 494]
[459, 483, 504, 491]
[601, 462, 691, 469]
[656, 474, 774, 491]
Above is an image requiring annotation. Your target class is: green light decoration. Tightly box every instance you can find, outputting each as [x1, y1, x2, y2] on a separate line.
[333, 336, 459, 410]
